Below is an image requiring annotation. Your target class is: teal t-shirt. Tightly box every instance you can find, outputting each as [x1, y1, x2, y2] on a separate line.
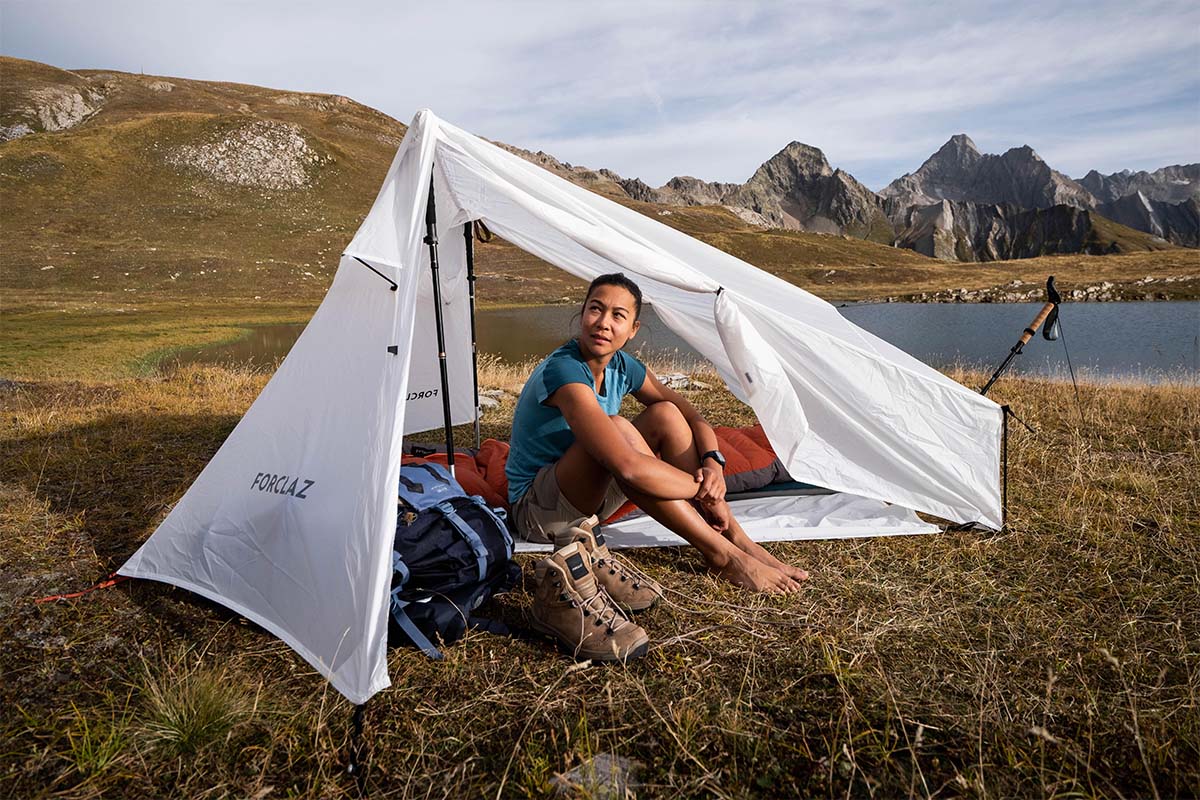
[506, 339, 647, 504]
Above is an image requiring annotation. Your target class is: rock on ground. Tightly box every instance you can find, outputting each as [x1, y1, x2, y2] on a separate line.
[551, 753, 640, 799]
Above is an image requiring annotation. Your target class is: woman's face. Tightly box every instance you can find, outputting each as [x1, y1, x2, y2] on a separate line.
[578, 283, 640, 360]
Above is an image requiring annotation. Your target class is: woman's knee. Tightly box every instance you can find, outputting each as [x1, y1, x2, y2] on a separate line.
[634, 402, 689, 441]
[640, 401, 686, 425]
[609, 414, 653, 454]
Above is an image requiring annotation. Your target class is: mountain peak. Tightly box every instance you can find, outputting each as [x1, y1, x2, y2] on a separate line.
[762, 141, 832, 178]
[781, 140, 830, 160]
[938, 134, 979, 156]
[1002, 144, 1043, 163]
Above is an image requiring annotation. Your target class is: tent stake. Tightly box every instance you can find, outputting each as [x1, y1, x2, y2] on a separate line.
[464, 222, 481, 450]
[346, 702, 368, 793]
[424, 172, 456, 474]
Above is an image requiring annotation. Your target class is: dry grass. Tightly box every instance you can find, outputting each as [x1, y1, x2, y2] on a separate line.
[1, 359, 1197, 798]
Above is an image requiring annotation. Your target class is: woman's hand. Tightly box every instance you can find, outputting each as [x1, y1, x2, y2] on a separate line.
[694, 465, 727, 506]
[699, 498, 731, 533]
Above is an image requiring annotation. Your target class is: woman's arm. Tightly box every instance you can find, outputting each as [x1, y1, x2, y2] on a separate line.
[633, 370, 727, 504]
[549, 383, 702, 500]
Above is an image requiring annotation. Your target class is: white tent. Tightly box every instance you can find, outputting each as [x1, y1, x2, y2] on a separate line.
[120, 110, 1003, 704]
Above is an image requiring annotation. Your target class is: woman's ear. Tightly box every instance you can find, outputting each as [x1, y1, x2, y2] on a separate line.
[628, 318, 640, 342]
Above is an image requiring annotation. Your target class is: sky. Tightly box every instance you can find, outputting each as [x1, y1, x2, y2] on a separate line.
[2, 0, 1198, 191]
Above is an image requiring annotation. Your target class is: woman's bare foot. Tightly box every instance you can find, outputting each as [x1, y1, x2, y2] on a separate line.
[700, 501, 810, 582]
[728, 532, 809, 582]
[705, 520, 811, 582]
[709, 551, 801, 593]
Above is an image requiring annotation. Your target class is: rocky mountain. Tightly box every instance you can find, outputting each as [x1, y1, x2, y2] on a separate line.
[1097, 193, 1200, 247]
[722, 142, 893, 242]
[612, 173, 739, 208]
[893, 200, 1174, 261]
[616, 134, 1174, 258]
[619, 142, 892, 243]
[879, 135, 1198, 251]
[880, 135, 1095, 218]
[492, 141, 632, 199]
[1078, 164, 1200, 204]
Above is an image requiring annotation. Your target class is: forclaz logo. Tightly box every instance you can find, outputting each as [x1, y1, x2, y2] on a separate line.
[406, 387, 439, 401]
[251, 472, 315, 499]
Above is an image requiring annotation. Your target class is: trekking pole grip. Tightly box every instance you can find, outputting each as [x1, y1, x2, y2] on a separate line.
[1019, 302, 1056, 346]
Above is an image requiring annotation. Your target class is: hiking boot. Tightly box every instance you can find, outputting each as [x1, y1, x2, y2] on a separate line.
[530, 542, 649, 663]
[555, 516, 663, 612]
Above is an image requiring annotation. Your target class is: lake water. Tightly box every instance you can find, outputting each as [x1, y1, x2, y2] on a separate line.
[166, 301, 1200, 384]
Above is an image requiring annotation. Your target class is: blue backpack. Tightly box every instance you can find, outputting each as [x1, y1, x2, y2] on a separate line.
[388, 462, 519, 658]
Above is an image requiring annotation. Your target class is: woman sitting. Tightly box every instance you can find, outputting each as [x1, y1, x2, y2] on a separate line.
[506, 272, 809, 594]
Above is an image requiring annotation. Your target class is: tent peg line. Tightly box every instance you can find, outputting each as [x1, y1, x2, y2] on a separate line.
[424, 171, 457, 474]
[34, 571, 130, 603]
[350, 256, 398, 292]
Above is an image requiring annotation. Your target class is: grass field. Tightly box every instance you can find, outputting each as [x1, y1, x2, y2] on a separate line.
[1, 353, 1196, 798]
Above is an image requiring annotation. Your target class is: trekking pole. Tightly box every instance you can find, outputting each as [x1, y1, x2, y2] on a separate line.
[424, 171, 456, 474]
[464, 221, 481, 450]
[980, 276, 1061, 396]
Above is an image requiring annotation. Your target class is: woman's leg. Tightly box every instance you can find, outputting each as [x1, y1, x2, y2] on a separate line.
[554, 414, 801, 593]
[631, 403, 809, 582]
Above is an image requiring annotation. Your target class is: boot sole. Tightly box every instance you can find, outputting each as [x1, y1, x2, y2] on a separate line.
[528, 618, 649, 663]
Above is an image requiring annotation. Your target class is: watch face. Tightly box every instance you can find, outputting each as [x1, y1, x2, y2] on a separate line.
[706, 450, 726, 466]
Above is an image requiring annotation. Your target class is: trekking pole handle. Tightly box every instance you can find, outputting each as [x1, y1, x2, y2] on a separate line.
[1018, 301, 1056, 346]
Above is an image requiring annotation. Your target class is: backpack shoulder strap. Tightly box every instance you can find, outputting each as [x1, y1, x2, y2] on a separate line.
[389, 554, 442, 660]
[434, 500, 488, 581]
[469, 496, 514, 560]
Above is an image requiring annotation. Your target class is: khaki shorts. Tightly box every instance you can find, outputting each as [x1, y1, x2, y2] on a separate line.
[512, 461, 627, 544]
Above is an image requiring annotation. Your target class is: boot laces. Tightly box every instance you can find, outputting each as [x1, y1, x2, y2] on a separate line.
[580, 587, 628, 634]
[596, 557, 641, 589]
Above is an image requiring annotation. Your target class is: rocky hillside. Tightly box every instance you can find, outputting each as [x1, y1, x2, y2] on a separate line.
[1079, 164, 1200, 204]
[0, 56, 419, 302]
[1097, 193, 1200, 247]
[892, 200, 1174, 261]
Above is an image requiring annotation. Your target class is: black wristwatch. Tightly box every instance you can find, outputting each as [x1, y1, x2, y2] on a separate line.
[701, 450, 726, 468]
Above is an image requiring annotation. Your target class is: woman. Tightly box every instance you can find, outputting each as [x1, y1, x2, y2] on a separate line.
[506, 273, 808, 594]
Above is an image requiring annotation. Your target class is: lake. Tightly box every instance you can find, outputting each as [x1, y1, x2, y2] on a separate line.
[165, 301, 1200, 384]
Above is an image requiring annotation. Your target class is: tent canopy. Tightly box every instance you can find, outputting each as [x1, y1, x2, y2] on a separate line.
[120, 110, 1002, 704]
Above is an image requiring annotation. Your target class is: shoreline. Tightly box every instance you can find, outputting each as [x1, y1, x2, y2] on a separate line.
[859, 273, 1199, 304]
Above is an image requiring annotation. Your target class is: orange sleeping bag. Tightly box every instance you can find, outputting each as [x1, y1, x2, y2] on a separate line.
[402, 424, 787, 524]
